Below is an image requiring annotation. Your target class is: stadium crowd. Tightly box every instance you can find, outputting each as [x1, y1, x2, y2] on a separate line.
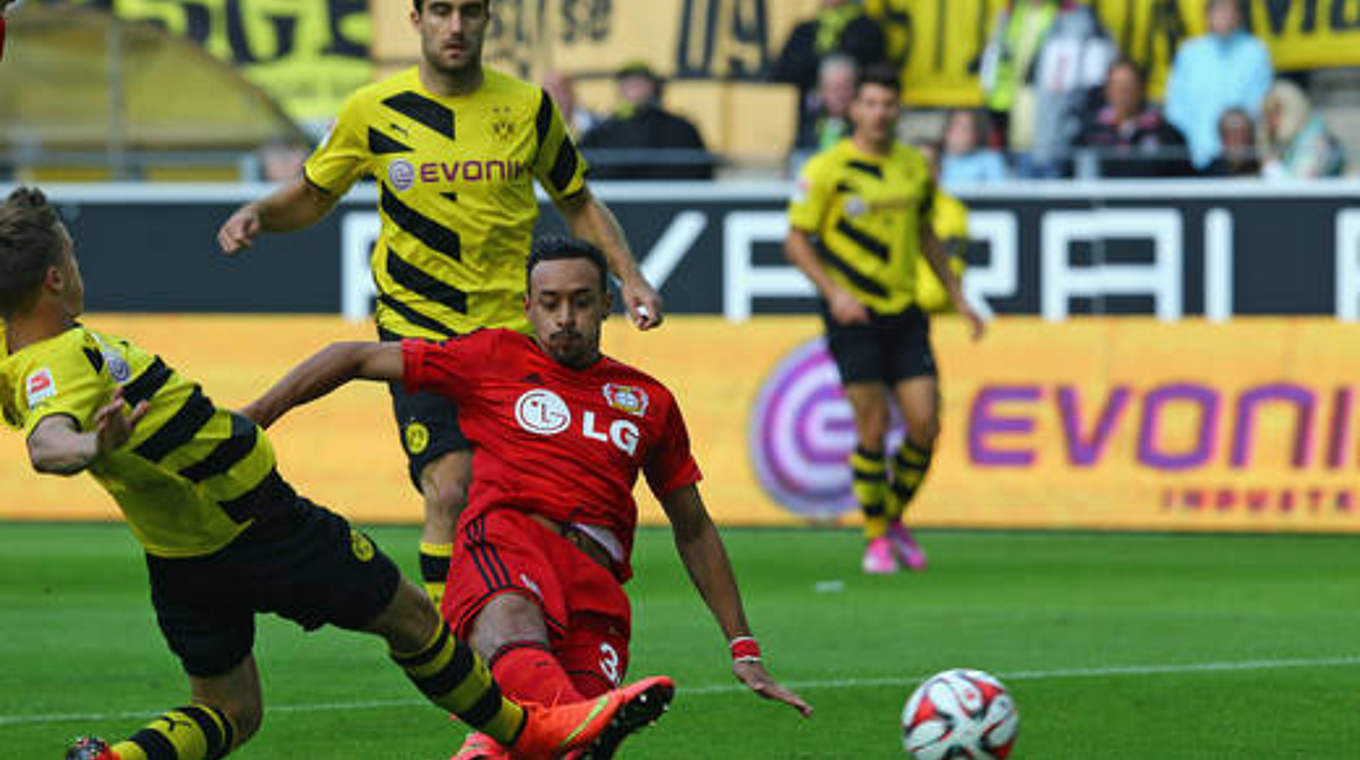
[769, 0, 1350, 182]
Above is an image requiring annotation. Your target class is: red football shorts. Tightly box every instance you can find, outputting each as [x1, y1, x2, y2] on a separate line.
[443, 508, 632, 692]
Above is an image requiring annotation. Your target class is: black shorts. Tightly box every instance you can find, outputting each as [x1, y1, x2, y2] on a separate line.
[822, 304, 938, 385]
[146, 472, 402, 678]
[379, 327, 470, 490]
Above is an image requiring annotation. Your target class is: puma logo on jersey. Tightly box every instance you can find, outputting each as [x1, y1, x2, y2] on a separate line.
[514, 388, 640, 456]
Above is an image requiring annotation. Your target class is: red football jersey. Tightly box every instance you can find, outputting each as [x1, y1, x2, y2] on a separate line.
[402, 329, 702, 578]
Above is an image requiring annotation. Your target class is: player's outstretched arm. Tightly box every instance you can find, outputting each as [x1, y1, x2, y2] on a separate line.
[555, 187, 664, 330]
[217, 178, 337, 254]
[242, 341, 402, 429]
[27, 390, 148, 475]
[660, 484, 814, 718]
[920, 226, 985, 341]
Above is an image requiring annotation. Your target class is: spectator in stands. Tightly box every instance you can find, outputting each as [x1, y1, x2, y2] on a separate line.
[790, 54, 858, 172]
[1165, 0, 1273, 171]
[1259, 79, 1346, 180]
[1074, 58, 1190, 178]
[1202, 108, 1262, 177]
[980, 0, 1115, 178]
[770, 0, 886, 105]
[0, 0, 14, 61]
[939, 109, 1008, 188]
[580, 62, 714, 181]
[258, 140, 309, 183]
[542, 70, 600, 139]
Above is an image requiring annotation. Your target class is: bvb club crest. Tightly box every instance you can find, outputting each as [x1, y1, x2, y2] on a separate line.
[488, 104, 516, 143]
[350, 528, 375, 562]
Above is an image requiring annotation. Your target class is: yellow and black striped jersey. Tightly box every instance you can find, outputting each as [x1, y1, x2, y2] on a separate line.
[915, 190, 969, 314]
[788, 139, 935, 315]
[1, 326, 276, 558]
[305, 67, 589, 339]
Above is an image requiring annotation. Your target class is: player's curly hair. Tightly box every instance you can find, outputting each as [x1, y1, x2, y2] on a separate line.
[526, 236, 608, 295]
[0, 187, 65, 317]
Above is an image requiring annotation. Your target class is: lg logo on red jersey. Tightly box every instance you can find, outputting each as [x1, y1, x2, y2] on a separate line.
[514, 389, 640, 456]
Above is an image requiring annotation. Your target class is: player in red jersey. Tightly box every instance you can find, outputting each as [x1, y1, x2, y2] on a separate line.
[246, 236, 812, 758]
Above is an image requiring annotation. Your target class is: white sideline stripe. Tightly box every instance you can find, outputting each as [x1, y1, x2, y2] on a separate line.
[5, 655, 1359, 727]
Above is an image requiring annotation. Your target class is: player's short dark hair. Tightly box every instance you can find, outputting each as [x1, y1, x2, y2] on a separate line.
[526, 236, 609, 295]
[0, 187, 65, 317]
[414, 0, 490, 13]
[856, 64, 902, 97]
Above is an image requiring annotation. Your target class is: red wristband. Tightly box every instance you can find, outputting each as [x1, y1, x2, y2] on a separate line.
[729, 636, 762, 662]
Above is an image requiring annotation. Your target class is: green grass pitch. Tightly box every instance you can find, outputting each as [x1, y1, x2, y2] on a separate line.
[3, 523, 1359, 758]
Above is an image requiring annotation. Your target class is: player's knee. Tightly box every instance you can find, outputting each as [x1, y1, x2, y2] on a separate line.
[469, 594, 548, 659]
[856, 408, 890, 445]
[906, 414, 941, 448]
[420, 460, 471, 516]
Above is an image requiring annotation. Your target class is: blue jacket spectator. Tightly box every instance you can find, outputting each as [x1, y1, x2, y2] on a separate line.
[940, 109, 1008, 188]
[1165, 0, 1273, 170]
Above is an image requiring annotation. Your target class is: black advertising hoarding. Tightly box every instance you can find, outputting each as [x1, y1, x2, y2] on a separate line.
[22, 179, 1360, 319]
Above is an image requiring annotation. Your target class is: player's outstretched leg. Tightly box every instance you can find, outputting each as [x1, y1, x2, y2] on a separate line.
[502, 675, 675, 760]
[387, 611, 531, 746]
[63, 702, 237, 760]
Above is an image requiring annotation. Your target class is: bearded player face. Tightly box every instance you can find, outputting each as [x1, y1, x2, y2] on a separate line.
[525, 257, 611, 370]
[413, 0, 489, 76]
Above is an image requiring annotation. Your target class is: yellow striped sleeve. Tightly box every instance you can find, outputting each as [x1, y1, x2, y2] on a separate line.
[531, 88, 588, 201]
[788, 154, 835, 233]
[18, 344, 107, 438]
[304, 90, 373, 195]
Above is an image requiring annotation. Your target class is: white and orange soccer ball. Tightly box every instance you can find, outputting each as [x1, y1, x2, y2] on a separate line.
[901, 668, 1019, 759]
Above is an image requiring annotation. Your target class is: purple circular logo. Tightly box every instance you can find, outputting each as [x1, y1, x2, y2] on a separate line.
[749, 338, 905, 518]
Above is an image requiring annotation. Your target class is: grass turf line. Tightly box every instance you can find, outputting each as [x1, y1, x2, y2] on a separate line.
[2, 524, 1359, 758]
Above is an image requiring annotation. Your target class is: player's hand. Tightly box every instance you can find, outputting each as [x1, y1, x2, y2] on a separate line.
[92, 389, 149, 456]
[218, 204, 262, 254]
[732, 660, 814, 718]
[960, 304, 986, 342]
[828, 288, 870, 326]
[621, 275, 664, 330]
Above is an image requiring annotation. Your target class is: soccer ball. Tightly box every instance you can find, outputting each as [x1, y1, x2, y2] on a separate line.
[901, 668, 1018, 759]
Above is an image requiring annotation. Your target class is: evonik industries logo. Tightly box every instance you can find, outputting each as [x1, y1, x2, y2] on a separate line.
[749, 339, 908, 518]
